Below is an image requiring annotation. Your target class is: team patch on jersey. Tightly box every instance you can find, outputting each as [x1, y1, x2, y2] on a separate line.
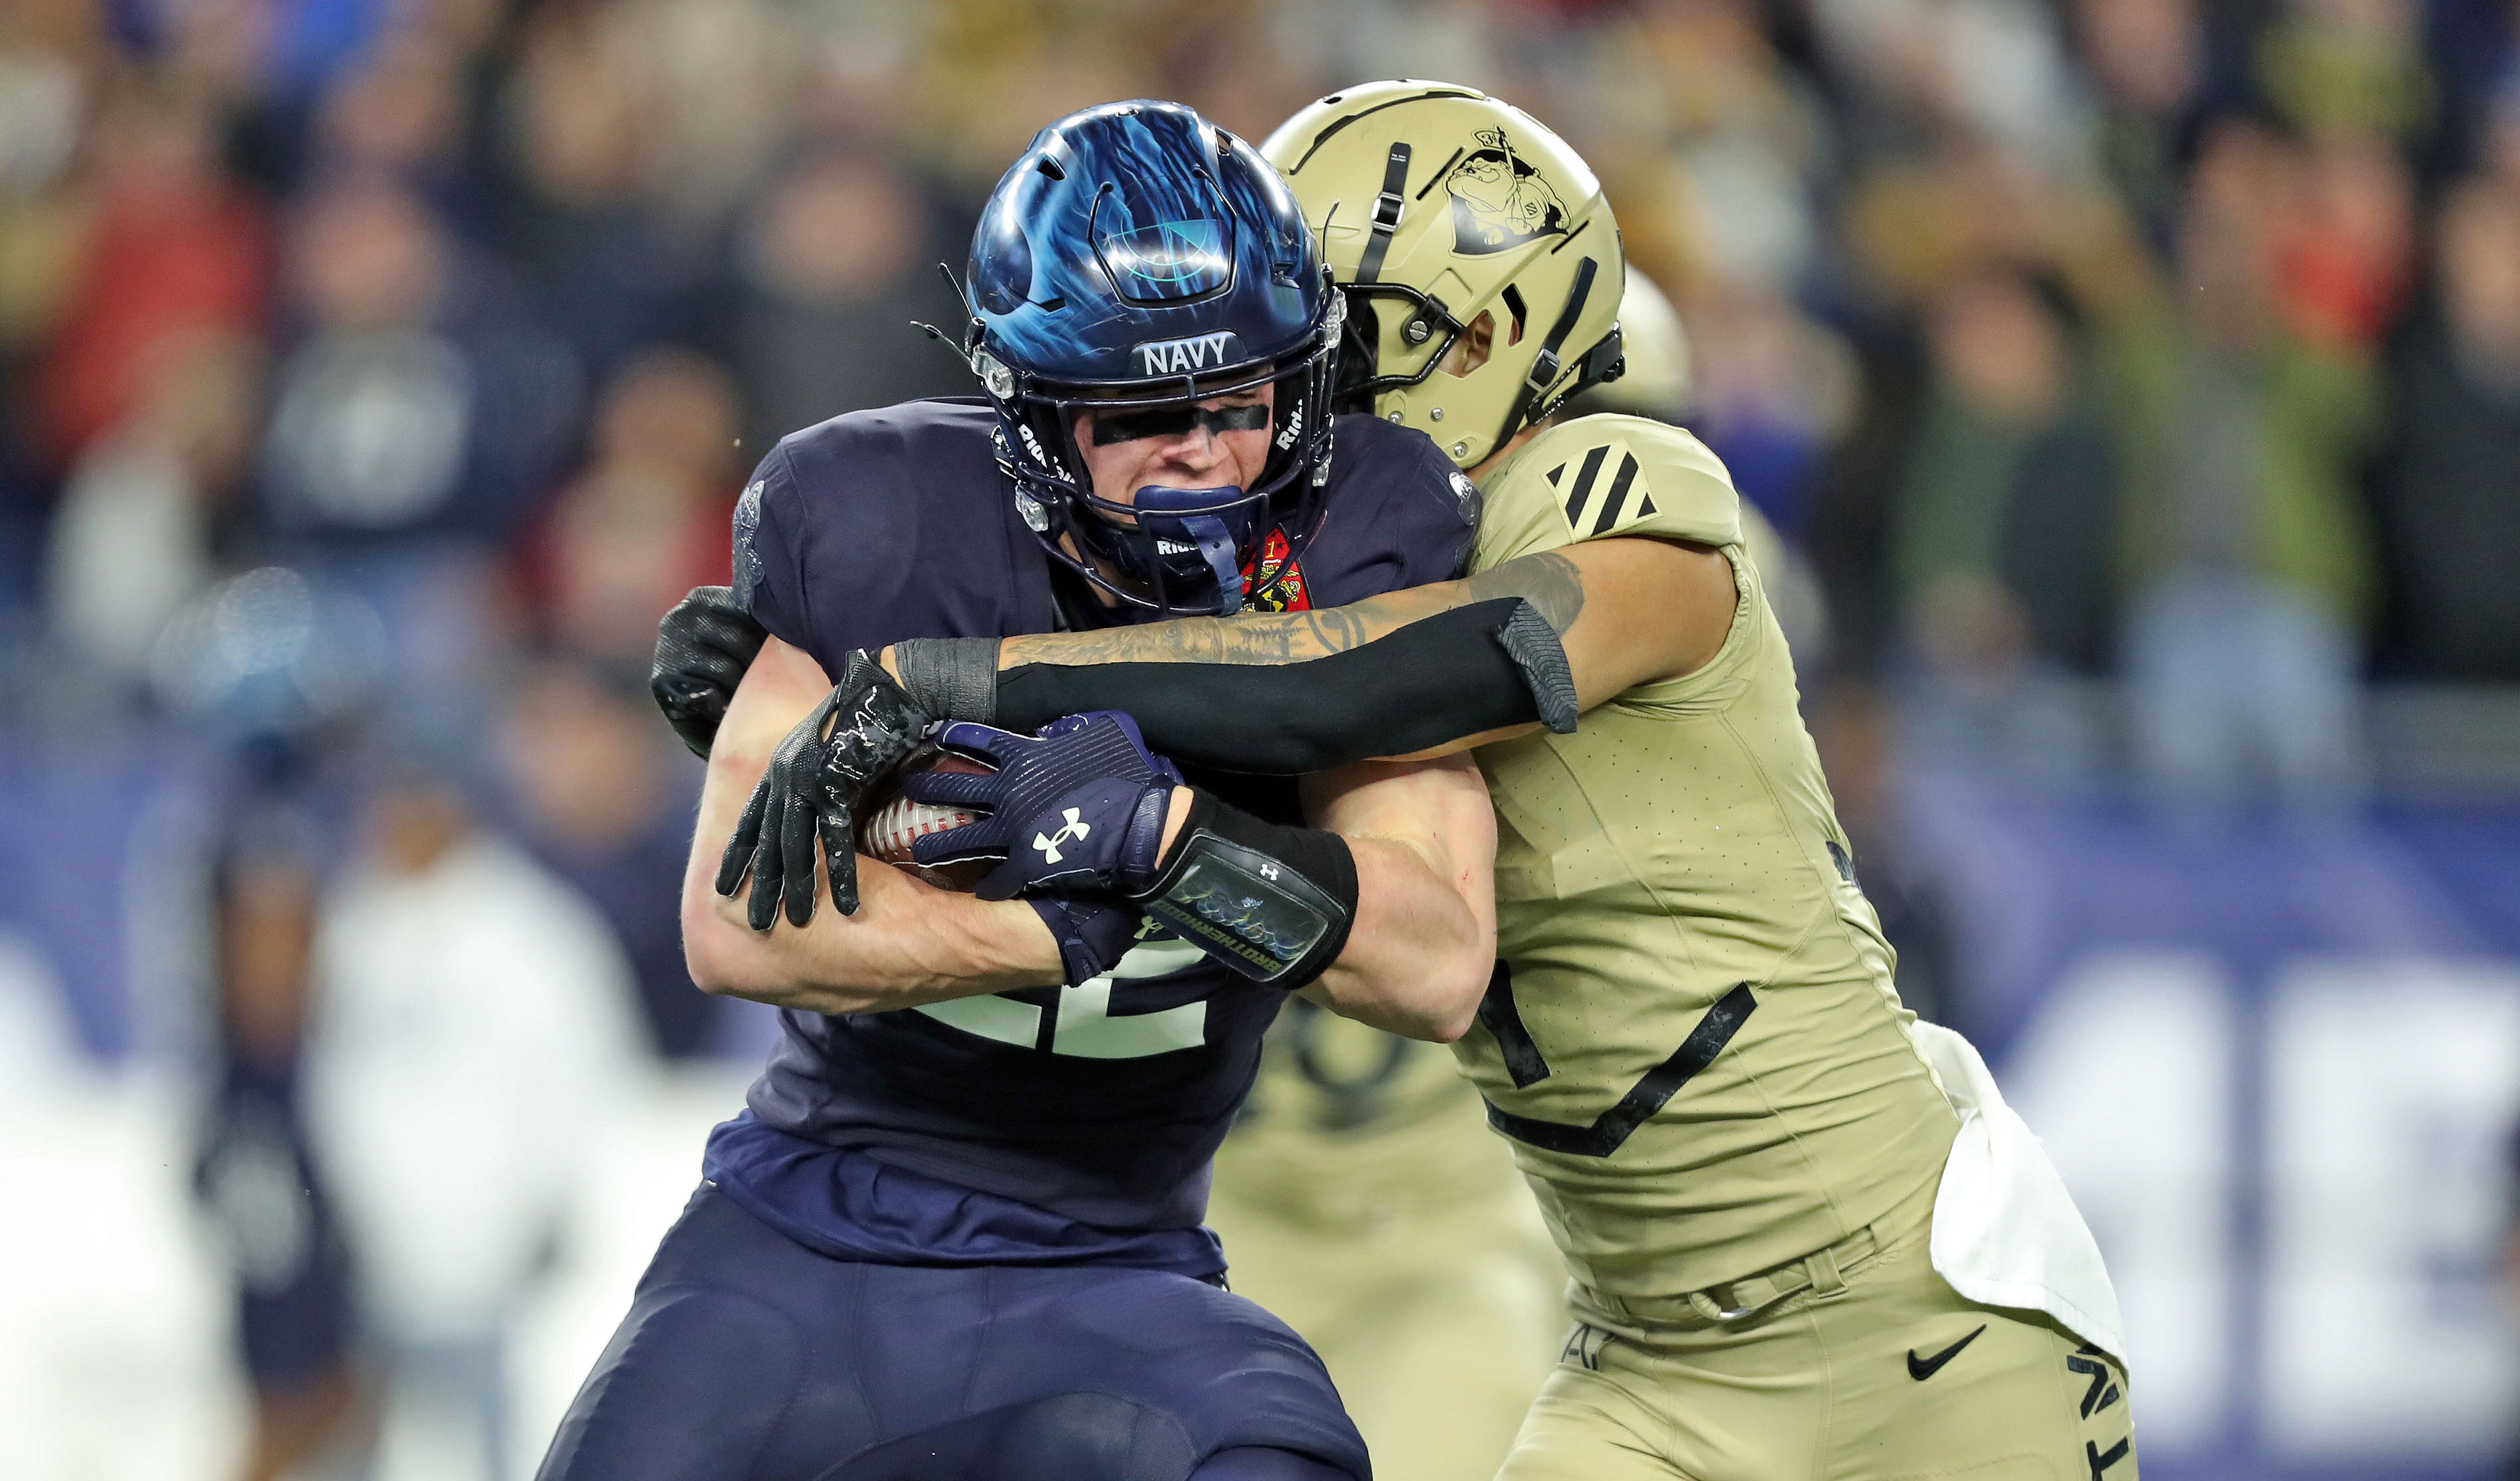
[1241, 528, 1311, 611]
[1544, 447, 1658, 538]
[1132, 329, 1243, 376]
[1446, 127, 1569, 255]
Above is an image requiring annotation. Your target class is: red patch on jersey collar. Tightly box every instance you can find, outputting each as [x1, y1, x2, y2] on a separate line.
[1241, 528, 1310, 612]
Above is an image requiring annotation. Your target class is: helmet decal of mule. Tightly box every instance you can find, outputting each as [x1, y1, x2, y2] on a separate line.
[1446, 127, 1569, 255]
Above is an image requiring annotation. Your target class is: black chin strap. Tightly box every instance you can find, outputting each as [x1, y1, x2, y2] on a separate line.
[1355, 143, 1412, 285]
[1494, 254, 1599, 451]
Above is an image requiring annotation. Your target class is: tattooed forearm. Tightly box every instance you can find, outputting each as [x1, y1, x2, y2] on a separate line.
[997, 582, 1455, 668]
[992, 551, 1585, 671]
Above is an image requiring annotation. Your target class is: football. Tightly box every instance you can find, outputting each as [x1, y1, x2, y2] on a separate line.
[858, 748, 996, 892]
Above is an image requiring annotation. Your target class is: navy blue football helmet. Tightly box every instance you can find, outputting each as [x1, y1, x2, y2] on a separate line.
[964, 100, 1343, 617]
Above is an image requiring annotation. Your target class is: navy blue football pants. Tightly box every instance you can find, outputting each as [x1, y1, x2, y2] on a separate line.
[536, 1184, 1369, 1481]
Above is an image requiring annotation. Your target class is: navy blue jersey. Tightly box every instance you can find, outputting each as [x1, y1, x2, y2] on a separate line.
[729, 397, 1475, 1231]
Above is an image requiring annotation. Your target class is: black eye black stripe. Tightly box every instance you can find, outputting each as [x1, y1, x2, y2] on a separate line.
[1088, 403, 1272, 445]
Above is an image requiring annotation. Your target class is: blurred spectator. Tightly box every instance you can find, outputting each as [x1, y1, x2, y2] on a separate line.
[2109, 118, 2382, 819]
[1682, 286, 1859, 539]
[305, 764, 642, 1481]
[257, 177, 573, 745]
[1808, 0, 2096, 179]
[261, 0, 394, 109]
[638, 0, 803, 222]
[149, 566, 390, 773]
[44, 331, 262, 694]
[2489, 58, 2520, 190]
[1891, 267, 2116, 776]
[33, 73, 269, 473]
[522, 348, 737, 667]
[711, 149, 969, 451]
[496, 658, 723, 1058]
[492, 0, 702, 384]
[2372, 177, 2520, 680]
[309, 29, 477, 217]
[192, 805, 367, 1481]
[1155, 1, 1346, 143]
[2256, 0, 2434, 143]
[2073, 0, 2205, 247]
[905, 1, 1154, 196]
[2276, 131, 2414, 352]
[0, 0, 95, 352]
[260, 177, 575, 547]
[1577, 267, 1830, 668]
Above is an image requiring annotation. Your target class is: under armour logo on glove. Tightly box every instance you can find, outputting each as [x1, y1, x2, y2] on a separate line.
[1033, 810, 1092, 862]
[901, 713, 1183, 901]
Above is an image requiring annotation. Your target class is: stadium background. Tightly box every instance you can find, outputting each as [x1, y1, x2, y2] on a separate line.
[3, 0, 2519, 1477]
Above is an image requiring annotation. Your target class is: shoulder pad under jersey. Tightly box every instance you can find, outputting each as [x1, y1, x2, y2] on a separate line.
[1471, 414, 1742, 572]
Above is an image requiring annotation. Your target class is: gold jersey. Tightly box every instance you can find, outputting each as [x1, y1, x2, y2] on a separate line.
[1460, 414, 1960, 1300]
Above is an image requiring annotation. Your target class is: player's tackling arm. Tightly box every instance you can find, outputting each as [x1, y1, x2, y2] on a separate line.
[681, 636, 1065, 1012]
[887, 536, 1736, 773]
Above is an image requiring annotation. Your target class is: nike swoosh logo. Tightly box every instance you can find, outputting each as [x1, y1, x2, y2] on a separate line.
[1907, 1325, 1988, 1381]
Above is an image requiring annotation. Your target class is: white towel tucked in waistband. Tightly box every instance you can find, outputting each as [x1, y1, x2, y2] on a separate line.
[1912, 1020, 2127, 1364]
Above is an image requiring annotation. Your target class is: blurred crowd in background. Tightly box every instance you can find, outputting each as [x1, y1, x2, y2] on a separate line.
[5, 0, 2520, 1477]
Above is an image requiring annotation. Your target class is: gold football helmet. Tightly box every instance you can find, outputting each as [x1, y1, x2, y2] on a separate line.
[1261, 81, 1626, 468]
[1586, 270, 1692, 420]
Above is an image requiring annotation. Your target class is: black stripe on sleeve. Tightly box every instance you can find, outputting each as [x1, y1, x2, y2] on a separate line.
[1560, 445, 1609, 530]
[1589, 453, 1640, 536]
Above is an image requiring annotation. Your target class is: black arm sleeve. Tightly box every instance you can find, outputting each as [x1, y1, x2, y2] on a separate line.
[994, 597, 1578, 775]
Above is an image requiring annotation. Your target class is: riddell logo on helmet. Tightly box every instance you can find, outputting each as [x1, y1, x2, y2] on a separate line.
[1017, 423, 1069, 480]
[1136, 331, 1240, 376]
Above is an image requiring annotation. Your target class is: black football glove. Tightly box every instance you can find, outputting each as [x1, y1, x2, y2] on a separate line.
[715, 650, 933, 929]
[652, 585, 769, 758]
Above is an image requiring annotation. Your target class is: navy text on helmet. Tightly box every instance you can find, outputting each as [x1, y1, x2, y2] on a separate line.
[963, 100, 1343, 617]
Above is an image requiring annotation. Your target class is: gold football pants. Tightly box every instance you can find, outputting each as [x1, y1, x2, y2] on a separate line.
[1498, 1182, 2137, 1481]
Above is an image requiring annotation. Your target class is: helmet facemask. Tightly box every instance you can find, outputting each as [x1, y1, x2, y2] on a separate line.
[976, 301, 1341, 618]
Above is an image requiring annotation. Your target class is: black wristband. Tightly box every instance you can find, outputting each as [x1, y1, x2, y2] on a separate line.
[1132, 791, 1357, 989]
[893, 636, 1001, 723]
[996, 597, 1570, 774]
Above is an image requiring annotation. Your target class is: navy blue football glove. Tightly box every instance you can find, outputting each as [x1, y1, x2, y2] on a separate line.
[904, 714, 1183, 903]
[1028, 897, 1144, 984]
[651, 585, 767, 758]
[716, 650, 934, 929]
